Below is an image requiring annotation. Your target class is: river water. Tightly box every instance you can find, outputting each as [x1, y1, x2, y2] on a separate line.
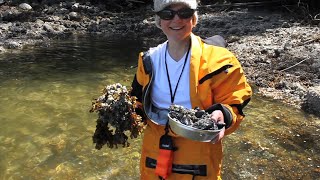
[0, 35, 319, 180]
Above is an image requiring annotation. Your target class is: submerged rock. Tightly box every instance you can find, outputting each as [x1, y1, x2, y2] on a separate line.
[302, 86, 320, 116]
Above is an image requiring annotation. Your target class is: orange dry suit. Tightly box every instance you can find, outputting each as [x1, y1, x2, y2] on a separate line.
[130, 33, 252, 180]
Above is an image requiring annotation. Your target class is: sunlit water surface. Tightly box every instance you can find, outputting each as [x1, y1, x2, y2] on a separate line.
[0, 35, 319, 180]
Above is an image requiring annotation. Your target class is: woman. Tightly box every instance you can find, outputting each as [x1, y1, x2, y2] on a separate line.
[131, 0, 252, 179]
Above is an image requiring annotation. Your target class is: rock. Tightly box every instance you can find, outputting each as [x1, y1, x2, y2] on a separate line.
[275, 80, 287, 89]
[0, 46, 6, 53]
[71, 3, 80, 10]
[43, 23, 55, 33]
[65, 1, 76, 9]
[9, 25, 27, 34]
[47, 15, 60, 22]
[69, 12, 79, 21]
[19, 3, 32, 11]
[228, 27, 241, 35]
[302, 86, 320, 116]
[56, 8, 69, 14]
[282, 22, 290, 28]
[0, 22, 12, 31]
[5, 41, 22, 49]
[52, 24, 66, 33]
[228, 35, 240, 43]
[2, 9, 21, 22]
[35, 19, 44, 28]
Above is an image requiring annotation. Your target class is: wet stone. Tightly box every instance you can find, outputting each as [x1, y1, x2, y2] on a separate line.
[302, 86, 320, 116]
[19, 3, 32, 11]
[4, 41, 22, 49]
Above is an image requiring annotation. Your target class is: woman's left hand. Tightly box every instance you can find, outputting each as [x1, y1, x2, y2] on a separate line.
[210, 110, 225, 144]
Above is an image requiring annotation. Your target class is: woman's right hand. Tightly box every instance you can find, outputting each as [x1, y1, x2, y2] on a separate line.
[210, 110, 226, 144]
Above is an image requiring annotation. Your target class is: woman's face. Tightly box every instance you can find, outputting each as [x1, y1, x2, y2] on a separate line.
[159, 4, 195, 43]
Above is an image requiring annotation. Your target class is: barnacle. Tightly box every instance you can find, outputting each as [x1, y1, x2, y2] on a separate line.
[90, 83, 144, 149]
[168, 105, 220, 130]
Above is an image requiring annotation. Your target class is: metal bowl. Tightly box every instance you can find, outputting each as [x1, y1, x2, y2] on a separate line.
[168, 114, 223, 142]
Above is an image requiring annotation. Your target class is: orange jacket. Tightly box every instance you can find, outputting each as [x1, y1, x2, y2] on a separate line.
[131, 34, 252, 179]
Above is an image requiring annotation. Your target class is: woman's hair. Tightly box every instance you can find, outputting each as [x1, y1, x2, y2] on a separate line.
[154, 0, 198, 28]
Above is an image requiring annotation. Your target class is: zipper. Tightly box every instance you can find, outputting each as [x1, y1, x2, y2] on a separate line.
[142, 60, 154, 121]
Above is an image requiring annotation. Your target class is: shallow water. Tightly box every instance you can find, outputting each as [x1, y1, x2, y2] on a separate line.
[0, 35, 319, 180]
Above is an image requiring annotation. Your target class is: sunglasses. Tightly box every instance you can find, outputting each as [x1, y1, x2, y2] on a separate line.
[156, 8, 195, 20]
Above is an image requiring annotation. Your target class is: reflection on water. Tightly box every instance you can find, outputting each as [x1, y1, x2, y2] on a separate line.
[0, 35, 141, 180]
[0, 36, 319, 180]
[223, 95, 320, 179]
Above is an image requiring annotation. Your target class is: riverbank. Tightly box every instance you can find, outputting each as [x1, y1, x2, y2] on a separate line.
[1, 2, 319, 116]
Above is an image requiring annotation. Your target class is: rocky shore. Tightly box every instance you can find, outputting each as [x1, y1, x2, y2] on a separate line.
[1, 1, 319, 116]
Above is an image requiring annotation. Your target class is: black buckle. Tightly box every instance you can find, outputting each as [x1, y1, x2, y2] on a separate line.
[159, 134, 176, 150]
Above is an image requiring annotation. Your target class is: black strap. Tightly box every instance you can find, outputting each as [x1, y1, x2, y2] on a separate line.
[164, 41, 191, 104]
[164, 119, 170, 135]
[198, 64, 233, 84]
[146, 157, 207, 176]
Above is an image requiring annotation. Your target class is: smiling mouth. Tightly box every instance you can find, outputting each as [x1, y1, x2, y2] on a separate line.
[170, 26, 184, 30]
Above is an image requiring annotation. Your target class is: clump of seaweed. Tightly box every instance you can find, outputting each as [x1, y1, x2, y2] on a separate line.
[90, 83, 144, 149]
[169, 105, 223, 130]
